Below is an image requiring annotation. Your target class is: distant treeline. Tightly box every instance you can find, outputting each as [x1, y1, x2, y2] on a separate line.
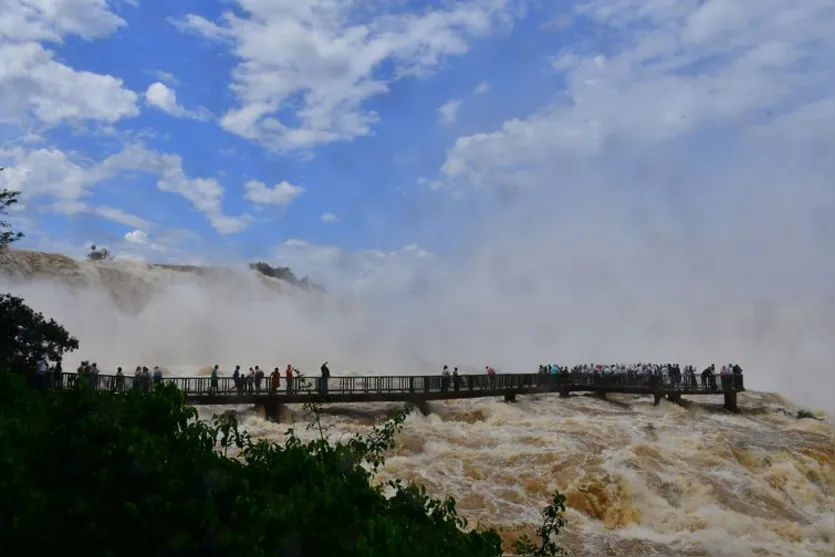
[87, 245, 112, 262]
[249, 261, 325, 293]
[85, 243, 324, 292]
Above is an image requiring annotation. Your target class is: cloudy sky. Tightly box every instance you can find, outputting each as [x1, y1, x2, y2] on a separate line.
[1, 0, 832, 283]
[1, 0, 834, 404]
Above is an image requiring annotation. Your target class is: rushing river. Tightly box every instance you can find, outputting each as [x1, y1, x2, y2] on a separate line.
[193, 390, 833, 557]
[2, 250, 833, 556]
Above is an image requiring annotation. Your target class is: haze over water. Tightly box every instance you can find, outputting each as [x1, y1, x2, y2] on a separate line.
[0, 253, 833, 556]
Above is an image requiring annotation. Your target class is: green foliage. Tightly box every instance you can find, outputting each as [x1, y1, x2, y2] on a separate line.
[0, 185, 567, 557]
[0, 293, 79, 368]
[0, 188, 79, 368]
[513, 492, 568, 556]
[0, 373, 554, 557]
[249, 260, 325, 292]
[797, 409, 822, 421]
[0, 186, 24, 248]
[87, 243, 113, 261]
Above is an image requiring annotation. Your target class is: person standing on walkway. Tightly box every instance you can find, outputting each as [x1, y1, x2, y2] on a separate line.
[89, 363, 99, 389]
[285, 365, 294, 395]
[254, 366, 264, 393]
[246, 368, 255, 393]
[210, 365, 219, 394]
[140, 367, 151, 392]
[319, 362, 331, 396]
[485, 365, 496, 389]
[233, 365, 242, 394]
[441, 366, 450, 392]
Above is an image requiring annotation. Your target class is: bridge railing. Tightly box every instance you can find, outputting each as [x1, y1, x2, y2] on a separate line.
[42, 370, 744, 396]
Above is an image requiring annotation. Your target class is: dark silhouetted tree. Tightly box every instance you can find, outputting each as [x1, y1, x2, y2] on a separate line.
[250, 260, 325, 292]
[0, 173, 24, 247]
[0, 187, 79, 369]
[0, 373, 572, 556]
[87, 244, 112, 261]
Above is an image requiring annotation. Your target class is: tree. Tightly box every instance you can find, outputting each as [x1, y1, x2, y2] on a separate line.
[0, 187, 79, 368]
[513, 493, 569, 556]
[0, 371, 567, 557]
[250, 260, 325, 292]
[0, 375, 487, 556]
[0, 187, 24, 247]
[0, 183, 567, 556]
[0, 294, 79, 369]
[87, 243, 112, 261]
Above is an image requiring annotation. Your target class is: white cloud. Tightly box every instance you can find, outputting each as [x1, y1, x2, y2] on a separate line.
[0, 147, 89, 200]
[320, 212, 338, 223]
[0, 2, 138, 126]
[94, 207, 150, 230]
[49, 201, 151, 230]
[122, 229, 167, 254]
[244, 180, 306, 207]
[473, 81, 490, 95]
[144, 82, 179, 114]
[1, 144, 252, 235]
[144, 82, 210, 121]
[151, 70, 179, 86]
[124, 230, 149, 245]
[439, 0, 835, 187]
[283, 238, 310, 247]
[437, 99, 462, 124]
[0, 42, 139, 125]
[169, 14, 228, 42]
[0, 0, 126, 43]
[153, 157, 250, 235]
[172, 0, 521, 151]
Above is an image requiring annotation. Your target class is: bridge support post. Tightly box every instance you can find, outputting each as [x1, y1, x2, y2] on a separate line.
[262, 400, 282, 422]
[504, 392, 517, 403]
[723, 391, 738, 413]
[412, 400, 431, 416]
[666, 392, 682, 404]
[559, 389, 569, 398]
[653, 393, 662, 406]
[595, 391, 606, 401]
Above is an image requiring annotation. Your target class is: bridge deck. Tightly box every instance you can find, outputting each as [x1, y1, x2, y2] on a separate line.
[48, 371, 745, 413]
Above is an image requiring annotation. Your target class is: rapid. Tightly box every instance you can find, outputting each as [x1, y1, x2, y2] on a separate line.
[1, 249, 833, 556]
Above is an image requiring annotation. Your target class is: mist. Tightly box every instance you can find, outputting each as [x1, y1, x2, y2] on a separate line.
[3, 111, 834, 414]
[2, 1, 834, 414]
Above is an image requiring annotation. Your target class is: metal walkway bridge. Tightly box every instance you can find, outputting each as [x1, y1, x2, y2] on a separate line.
[50, 371, 745, 420]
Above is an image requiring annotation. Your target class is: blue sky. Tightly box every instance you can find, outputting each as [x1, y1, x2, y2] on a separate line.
[1, 0, 833, 295]
[1, 1, 567, 266]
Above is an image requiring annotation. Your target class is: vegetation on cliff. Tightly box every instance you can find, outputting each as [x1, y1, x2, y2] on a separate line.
[87, 244, 113, 261]
[0, 186, 566, 556]
[249, 260, 326, 292]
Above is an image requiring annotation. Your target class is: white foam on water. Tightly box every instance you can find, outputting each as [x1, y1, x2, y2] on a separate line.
[0, 254, 833, 555]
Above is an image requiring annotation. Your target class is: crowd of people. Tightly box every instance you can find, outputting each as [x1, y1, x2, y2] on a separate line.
[535, 362, 744, 390]
[35, 360, 334, 396]
[202, 362, 331, 395]
[29, 358, 743, 394]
